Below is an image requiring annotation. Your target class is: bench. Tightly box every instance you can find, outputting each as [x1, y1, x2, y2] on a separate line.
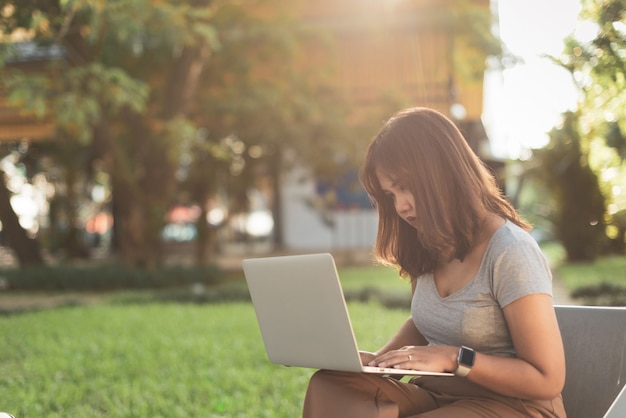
[555, 305, 626, 418]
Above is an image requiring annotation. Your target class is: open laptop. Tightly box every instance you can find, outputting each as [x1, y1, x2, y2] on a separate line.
[242, 253, 453, 376]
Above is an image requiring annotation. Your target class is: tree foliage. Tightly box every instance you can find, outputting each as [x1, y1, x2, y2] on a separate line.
[0, 0, 359, 265]
[531, 0, 626, 259]
[0, 0, 505, 267]
[533, 112, 607, 261]
[1, 0, 223, 267]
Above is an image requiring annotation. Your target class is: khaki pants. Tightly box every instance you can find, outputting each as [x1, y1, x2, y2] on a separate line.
[302, 370, 566, 418]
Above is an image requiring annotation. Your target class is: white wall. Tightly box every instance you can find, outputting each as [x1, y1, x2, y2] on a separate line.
[282, 167, 378, 250]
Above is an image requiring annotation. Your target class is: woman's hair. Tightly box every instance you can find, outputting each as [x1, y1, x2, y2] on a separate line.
[360, 107, 530, 278]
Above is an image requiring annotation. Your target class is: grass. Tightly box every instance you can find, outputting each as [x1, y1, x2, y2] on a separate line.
[540, 241, 626, 288]
[553, 255, 626, 305]
[554, 255, 626, 289]
[335, 264, 409, 291]
[0, 300, 409, 417]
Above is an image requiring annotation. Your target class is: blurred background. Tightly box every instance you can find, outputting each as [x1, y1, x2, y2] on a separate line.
[0, 1, 625, 416]
[0, 0, 623, 287]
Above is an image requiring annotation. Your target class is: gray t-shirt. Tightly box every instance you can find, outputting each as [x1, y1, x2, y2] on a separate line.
[411, 220, 552, 357]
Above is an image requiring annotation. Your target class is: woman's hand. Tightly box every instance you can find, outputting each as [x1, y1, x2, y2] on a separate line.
[369, 345, 458, 373]
[359, 350, 378, 366]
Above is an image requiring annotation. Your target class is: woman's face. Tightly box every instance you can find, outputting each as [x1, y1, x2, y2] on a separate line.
[376, 169, 417, 228]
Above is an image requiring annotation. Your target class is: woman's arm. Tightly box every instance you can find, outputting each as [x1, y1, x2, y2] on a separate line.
[467, 293, 566, 399]
[373, 293, 566, 400]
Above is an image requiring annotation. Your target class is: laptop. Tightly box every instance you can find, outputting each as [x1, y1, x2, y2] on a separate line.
[242, 253, 453, 376]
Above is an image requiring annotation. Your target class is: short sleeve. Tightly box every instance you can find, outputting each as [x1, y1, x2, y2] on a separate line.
[492, 240, 553, 308]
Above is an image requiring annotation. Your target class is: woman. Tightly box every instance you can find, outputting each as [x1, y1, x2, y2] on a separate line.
[302, 108, 566, 417]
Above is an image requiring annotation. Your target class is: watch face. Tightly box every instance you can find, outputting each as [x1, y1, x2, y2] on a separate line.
[459, 347, 475, 366]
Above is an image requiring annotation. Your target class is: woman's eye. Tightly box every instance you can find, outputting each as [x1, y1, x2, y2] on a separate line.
[395, 183, 408, 193]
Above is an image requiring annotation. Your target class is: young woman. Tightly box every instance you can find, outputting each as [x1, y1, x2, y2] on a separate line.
[302, 108, 566, 417]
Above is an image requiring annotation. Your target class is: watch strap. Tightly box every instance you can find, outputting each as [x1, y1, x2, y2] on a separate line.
[454, 346, 475, 377]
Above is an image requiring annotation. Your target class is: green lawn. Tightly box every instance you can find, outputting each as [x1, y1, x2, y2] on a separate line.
[335, 264, 409, 291]
[0, 301, 409, 417]
[540, 242, 626, 303]
[554, 255, 626, 289]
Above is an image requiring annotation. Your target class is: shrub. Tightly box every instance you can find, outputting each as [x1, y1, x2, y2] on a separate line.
[571, 282, 626, 306]
[0, 263, 224, 292]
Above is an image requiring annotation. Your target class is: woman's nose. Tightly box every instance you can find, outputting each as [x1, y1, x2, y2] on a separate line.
[395, 196, 410, 214]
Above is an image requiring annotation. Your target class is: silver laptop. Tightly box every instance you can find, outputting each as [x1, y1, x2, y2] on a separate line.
[242, 253, 453, 376]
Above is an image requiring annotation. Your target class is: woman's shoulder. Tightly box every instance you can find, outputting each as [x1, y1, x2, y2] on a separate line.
[491, 219, 539, 249]
[483, 220, 546, 267]
[485, 220, 550, 274]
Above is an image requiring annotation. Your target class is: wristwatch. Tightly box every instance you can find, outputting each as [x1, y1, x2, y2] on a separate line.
[454, 346, 475, 377]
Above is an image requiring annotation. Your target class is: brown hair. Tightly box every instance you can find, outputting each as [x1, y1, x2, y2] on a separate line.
[360, 107, 530, 278]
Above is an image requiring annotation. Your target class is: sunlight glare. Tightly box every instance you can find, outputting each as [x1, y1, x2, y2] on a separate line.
[485, 0, 583, 159]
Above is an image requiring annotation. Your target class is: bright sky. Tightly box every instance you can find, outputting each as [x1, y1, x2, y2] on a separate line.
[484, 0, 584, 159]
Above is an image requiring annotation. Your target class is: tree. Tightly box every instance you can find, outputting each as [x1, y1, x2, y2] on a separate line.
[532, 111, 607, 261]
[0, 0, 220, 267]
[0, 0, 506, 267]
[0, 0, 358, 265]
[546, 0, 626, 256]
[181, 1, 358, 254]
